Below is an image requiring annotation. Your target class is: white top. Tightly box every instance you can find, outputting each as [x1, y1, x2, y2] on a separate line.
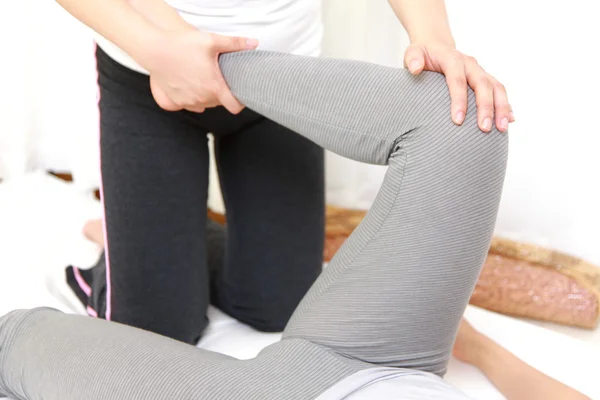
[317, 368, 471, 400]
[95, 0, 323, 74]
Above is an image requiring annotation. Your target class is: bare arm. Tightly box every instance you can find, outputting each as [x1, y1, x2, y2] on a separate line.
[454, 320, 590, 400]
[55, 0, 257, 113]
[388, 0, 455, 47]
[478, 338, 590, 400]
[386, 0, 514, 133]
[55, 0, 163, 70]
[128, 0, 195, 32]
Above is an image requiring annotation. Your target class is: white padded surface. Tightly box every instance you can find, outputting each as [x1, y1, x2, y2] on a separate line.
[0, 172, 598, 399]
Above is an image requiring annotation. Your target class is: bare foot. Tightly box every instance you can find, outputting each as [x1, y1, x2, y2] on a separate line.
[452, 318, 487, 366]
[83, 219, 105, 248]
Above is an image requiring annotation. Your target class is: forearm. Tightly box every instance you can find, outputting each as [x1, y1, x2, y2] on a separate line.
[388, 0, 455, 46]
[55, 0, 176, 69]
[129, 0, 195, 32]
[475, 336, 590, 400]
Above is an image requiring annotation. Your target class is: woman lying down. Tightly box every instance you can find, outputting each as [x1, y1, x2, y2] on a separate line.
[0, 52, 589, 400]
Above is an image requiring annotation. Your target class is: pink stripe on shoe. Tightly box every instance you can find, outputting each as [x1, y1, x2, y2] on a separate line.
[87, 306, 98, 318]
[73, 267, 92, 297]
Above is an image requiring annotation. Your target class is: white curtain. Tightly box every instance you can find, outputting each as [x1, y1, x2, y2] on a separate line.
[0, 1, 99, 191]
[0, 1, 32, 180]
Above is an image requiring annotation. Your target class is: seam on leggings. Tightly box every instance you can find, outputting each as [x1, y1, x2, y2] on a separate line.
[209, 111, 266, 139]
[237, 94, 396, 155]
[285, 141, 410, 343]
[99, 122, 113, 322]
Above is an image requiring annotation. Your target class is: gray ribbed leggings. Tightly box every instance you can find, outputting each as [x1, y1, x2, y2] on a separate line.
[0, 51, 508, 400]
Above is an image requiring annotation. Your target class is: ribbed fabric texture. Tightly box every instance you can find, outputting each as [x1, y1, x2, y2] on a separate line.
[0, 50, 507, 399]
[0, 309, 367, 399]
[220, 51, 508, 374]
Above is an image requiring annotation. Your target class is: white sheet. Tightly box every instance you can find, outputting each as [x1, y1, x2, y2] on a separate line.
[0, 172, 598, 399]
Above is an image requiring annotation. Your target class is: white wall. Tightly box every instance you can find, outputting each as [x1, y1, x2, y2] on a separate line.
[324, 0, 600, 265]
[445, 0, 600, 264]
[1, 0, 599, 265]
[321, 0, 403, 209]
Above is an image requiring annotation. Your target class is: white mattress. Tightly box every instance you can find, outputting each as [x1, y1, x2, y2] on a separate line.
[0, 172, 598, 399]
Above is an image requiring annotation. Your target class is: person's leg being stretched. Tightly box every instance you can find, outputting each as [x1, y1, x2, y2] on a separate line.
[1, 50, 506, 399]
[219, 50, 508, 376]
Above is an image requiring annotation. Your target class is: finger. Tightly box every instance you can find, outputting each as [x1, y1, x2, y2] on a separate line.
[465, 61, 494, 132]
[490, 78, 511, 133]
[209, 33, 258, 54]
[150, 80, 181, 112]
[185, 105, 206, 113]
[404, 44, 426, 75]
[441, 56, 468, 125]
[217, 85, 244, 115]
[212, 71, 243, 114]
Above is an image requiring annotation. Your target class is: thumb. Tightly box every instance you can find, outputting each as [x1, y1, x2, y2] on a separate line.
[404, 44, 426, 75]
[210, 33, 259, 54]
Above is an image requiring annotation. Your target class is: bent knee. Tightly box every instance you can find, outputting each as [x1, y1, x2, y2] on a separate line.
[0, 308, 57, 332]
[390, 72, 508, 170]
[0, 308, 58, 356]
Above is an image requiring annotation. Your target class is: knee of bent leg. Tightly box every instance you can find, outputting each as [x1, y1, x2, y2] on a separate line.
[0, 309, 49, 395]
[391, 72, 508, 171]
[0, 308, 55, 359]
[0, 308, 56, 334]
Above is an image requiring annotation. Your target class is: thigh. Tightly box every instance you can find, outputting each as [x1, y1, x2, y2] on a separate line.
[212, 118, 325, 332]
[0, 309, 365, 400]
[97, 48, 211, 344]
[217, 51, 508, 374]
[0, 308, 235, 400]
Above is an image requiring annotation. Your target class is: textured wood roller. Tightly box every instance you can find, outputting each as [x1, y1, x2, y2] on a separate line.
[479, 238, 600, 329]
[208, 206, 600, 329]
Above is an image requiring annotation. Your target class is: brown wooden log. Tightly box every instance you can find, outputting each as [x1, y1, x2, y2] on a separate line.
[476, 237, 600, 329]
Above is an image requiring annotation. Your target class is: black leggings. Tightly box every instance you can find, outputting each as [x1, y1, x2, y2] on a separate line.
[92, 47, 325, 344]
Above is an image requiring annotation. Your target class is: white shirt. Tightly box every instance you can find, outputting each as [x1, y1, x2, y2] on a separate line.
[96, 0, 323, 74]
[317, 368, 472, 400]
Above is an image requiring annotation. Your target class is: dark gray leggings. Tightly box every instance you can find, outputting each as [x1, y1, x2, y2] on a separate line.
[95, 47, 325, 343]
[0, 50, 508, 400]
